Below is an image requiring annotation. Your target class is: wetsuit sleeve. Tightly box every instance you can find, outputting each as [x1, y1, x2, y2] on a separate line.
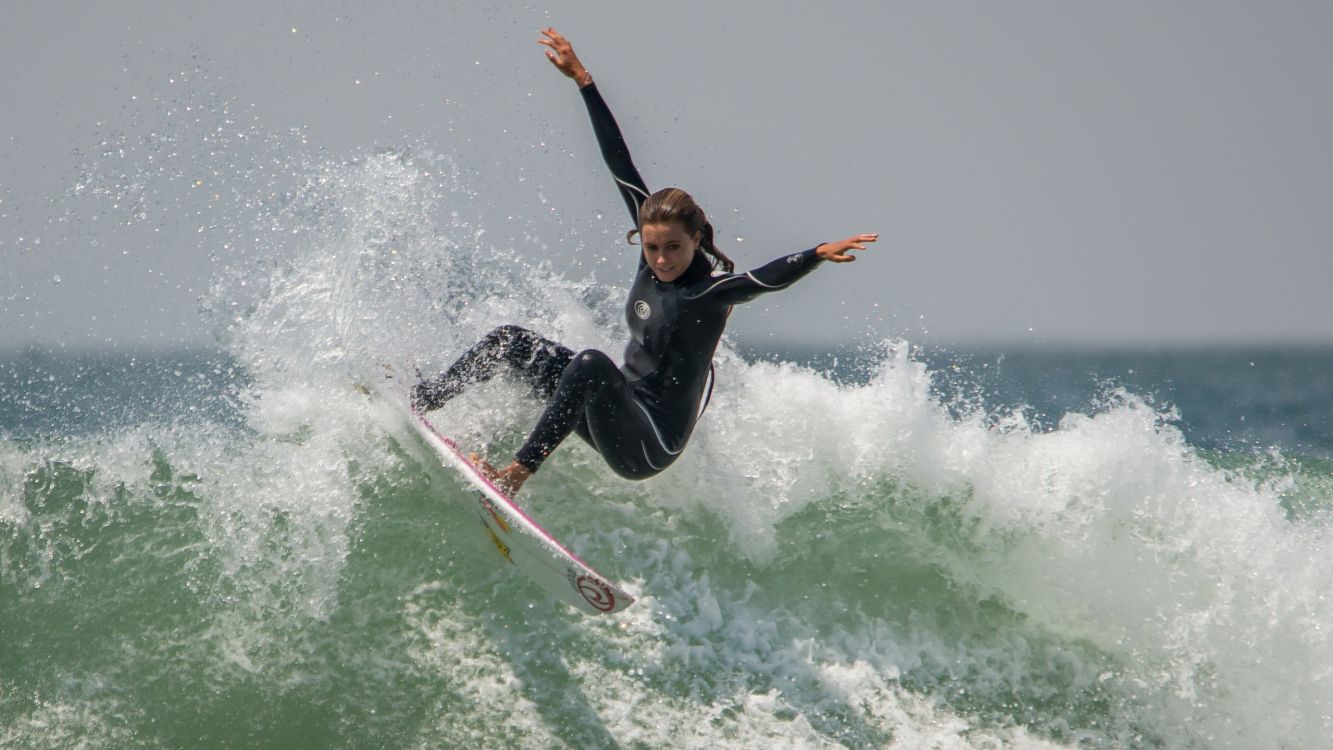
[703, 247, 826, 305]
[580, 83, 651, 227]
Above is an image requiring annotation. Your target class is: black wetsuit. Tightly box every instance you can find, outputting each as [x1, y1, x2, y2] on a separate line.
[413, 82, 825, 478]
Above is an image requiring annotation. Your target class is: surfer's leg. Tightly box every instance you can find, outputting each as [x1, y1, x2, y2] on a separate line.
[514, 350, 668, 479]
[517, 351, 626, 471]
[580, 397, 677, 479]
[514, 349, 620, 471]
[412, 325, 573, 411]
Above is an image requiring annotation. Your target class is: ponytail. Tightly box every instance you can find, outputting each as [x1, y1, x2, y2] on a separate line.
[699, 221, 734, 274]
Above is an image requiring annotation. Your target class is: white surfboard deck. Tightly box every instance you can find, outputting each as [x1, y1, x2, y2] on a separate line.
[394, 396, 635, 615]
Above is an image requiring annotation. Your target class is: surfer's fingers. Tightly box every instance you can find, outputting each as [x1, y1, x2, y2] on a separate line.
[538, 36, 567, 52]
[830, 247, 857, 257]
[538, 39, 563, 60]
[540, 28, 572, 51]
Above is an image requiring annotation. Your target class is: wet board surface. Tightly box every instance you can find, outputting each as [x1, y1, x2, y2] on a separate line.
[402, 404, 635, 615]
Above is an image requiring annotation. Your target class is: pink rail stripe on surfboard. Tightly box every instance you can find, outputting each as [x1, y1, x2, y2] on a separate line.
[413, 411, 595, 568]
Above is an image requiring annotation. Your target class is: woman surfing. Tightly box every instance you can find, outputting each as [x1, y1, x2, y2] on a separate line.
[413, 27, 877, 496]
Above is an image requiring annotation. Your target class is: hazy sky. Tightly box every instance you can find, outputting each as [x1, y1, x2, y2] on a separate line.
[3, 1, 1331, 349]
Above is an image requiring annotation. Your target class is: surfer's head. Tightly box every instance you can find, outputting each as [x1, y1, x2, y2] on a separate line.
[629, 188, 735, 281]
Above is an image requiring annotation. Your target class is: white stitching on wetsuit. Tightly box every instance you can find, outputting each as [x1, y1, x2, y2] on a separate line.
[614, 176, 649, 224]
[640, 441, 667, 470]
[743, 271, 783, 288]
[631, 397, 684, 455]
[681, 274, 749, 300]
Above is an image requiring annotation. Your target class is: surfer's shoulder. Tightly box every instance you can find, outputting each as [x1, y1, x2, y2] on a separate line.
[680, 269, 744, 300]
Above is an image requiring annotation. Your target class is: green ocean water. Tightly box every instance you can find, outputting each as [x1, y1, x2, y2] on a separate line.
[3, 344, 1332, 749]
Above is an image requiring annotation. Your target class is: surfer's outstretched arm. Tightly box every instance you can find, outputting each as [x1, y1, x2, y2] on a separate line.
[540, 27, 650, 229]
[697, 234, 880, 305]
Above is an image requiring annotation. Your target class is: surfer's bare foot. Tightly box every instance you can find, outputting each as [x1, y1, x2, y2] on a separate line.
[468, 453, 533, 497]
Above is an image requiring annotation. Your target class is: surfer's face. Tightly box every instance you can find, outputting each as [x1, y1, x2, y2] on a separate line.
[640, 222, 699, 283]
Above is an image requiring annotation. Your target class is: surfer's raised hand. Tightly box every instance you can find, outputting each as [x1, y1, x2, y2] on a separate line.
[816, 234, 879, 263]
[539, 27, 593, 88]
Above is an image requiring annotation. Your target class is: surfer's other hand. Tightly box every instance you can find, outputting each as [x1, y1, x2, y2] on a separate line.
[816, 234, 878, 263]
[469, 453, 534, 497]
[538, 27, 592, 87]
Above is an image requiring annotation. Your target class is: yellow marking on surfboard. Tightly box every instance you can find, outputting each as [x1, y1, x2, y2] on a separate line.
[482, 522, 513, 564]
[480, 496, 511, 534]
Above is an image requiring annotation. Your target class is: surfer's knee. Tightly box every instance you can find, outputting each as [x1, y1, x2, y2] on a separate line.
[491, 323, 530, 338]
[574, 348, 613, 364]
[568, 349, 616, 375]
[484, 324, 548, 372]
[411, 377, 444, 412]
[485, 324, 532, 348]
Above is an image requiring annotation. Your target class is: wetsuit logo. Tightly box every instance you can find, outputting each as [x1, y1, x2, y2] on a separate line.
[634, 300, 651, 320]
[786, 253, 804, 265]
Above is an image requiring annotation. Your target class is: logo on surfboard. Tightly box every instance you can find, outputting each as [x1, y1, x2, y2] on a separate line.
[569, 571, 616, 612]
[410, 410, 633, 614]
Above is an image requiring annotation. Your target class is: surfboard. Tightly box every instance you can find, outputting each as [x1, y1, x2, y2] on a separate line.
[399, 401, 636, 615]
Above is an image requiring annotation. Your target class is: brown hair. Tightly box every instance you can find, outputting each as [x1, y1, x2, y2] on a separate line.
[626, 187, 735, 273]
